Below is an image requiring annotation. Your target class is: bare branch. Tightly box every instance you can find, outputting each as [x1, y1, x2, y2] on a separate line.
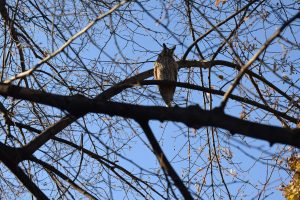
[137, 120, 194, 200]
[30, 157, 98, 200]
[0, 146, 49, 199]
[0, 84, 299, 149]
[3, 0, 131, 84]
[220, 11, 300, 109]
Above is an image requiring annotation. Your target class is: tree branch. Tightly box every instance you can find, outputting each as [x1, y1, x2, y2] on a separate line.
[182, 0, 259, 60]
[0, 147, 49, 199]
[0, 84, 299, 149]
[220, 11, 300, 109]
[102, 59, 300, 110]
[30, 157, 98, 200]
[137, 120, 193, 200]
[138, 80, 297, 123]
[3, 0, 131, 84]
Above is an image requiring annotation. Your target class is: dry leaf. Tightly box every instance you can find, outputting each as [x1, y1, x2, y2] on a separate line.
[215, 0, 227, 7]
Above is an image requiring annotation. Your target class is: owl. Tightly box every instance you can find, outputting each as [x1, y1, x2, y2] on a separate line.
[154, 43, 178, 107]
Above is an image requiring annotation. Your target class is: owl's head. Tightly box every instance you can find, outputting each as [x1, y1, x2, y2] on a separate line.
[159, 43, 176, 57]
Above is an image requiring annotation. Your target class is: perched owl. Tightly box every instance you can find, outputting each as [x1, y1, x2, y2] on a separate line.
[154, 43, 178, 107]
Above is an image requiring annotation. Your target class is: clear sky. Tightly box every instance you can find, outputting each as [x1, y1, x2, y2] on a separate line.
[1, 0, 299, 199]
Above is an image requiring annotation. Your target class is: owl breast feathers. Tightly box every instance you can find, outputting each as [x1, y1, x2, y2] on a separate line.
[154, 43, 178, 107]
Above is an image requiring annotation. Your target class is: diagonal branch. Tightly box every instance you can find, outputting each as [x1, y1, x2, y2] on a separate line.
[102, 60, 300, 110]
[0, 146, 49, 199]
[30, 157, 98, 200]
[3, 0, 131, 84]
[0, 0, 27, 75]
[53, 137, 167, 199]
[220, 11, 300, 109]
[137, 120, 194, 200]
[182, 0, 259, 60]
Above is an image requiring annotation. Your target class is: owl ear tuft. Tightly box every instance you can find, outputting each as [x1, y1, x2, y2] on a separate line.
[171, 45, 176, 54]
[163, 43, 167, 49]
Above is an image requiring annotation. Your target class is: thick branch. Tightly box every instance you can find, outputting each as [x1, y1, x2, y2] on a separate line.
[0, 55, 298, 163]
[0, 84, 300, 148]
[0, 146, 49, 199]
[2, 59, 295, 160]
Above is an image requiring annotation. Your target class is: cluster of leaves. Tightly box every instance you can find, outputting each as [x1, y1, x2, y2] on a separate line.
[282, 154, 300, 200]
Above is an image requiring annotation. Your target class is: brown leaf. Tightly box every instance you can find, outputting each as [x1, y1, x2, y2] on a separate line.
[215, 0, 227, 7]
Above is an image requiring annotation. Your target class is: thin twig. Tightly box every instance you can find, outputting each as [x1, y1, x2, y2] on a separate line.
[4, 0, 131, 84]
[220, 11, 300, 110]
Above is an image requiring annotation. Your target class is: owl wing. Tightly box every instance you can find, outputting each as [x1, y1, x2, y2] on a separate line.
[154, 62, 158, 80]
[173, 66, 178, 81]
[170, 62, 178, 82]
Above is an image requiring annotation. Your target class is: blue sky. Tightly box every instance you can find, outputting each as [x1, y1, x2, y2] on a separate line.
[58, 1, 298, 199]
[1, 0, 299, 199]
